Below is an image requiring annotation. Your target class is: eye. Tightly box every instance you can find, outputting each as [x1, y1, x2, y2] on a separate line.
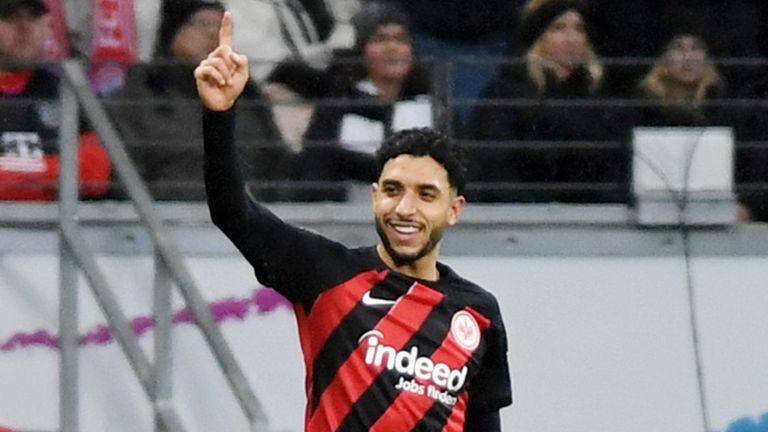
[420, 190, 437, 201]
[382, 184, 400, 195]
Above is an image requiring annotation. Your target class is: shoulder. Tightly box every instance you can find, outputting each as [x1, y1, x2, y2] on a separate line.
[439, 263, 504, 319]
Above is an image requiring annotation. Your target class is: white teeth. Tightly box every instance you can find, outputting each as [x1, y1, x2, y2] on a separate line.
[394, 226, 418, 234]
[391, 223, 419, 234]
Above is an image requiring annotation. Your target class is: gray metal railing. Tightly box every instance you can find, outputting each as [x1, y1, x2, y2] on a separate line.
[56, 60, 270, 432]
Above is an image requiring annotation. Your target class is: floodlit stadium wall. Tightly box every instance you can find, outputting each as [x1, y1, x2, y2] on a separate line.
[1, 203, 767, 432]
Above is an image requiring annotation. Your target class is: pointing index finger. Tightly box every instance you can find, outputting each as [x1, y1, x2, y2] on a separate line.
[219, 11, 233, 47]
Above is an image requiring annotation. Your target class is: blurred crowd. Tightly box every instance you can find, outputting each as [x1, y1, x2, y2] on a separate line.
[1, 0, 767, 220]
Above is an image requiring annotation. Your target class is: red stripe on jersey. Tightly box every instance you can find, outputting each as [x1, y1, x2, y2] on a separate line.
[294, 270, 388, 415]
[442, 392, 469, 432]
[370, 307, 491, 431]
[307, 283, 444, 432]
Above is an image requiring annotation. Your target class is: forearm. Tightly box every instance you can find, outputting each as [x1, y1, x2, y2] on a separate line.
[202, 106, 321, 294]
[203, 107, 251, 226]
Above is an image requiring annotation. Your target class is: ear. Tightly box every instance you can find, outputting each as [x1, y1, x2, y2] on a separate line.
[371, 182, 379, 209]
[447, 194, 467, 226]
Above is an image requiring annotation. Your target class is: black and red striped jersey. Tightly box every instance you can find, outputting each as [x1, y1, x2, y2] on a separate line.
[204, 109, 512, 431]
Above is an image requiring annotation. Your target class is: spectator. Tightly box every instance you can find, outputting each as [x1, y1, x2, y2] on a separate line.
[0, 0, 112, 201]
[646, 2, 768, 98]
[636, 32, 726, 127]
[291, 1, 433, 202]
[639, 28, 764, 220]
[106, 0, 289, 201]
[466, 0, 628, 203]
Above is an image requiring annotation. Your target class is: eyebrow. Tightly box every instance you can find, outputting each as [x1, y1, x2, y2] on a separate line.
[381, 179, 443, 194]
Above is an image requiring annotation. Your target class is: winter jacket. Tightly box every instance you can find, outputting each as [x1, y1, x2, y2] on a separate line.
[466, 63, 630, 203]
[0, 68, 111, 201]
[106, 63, 290, 201]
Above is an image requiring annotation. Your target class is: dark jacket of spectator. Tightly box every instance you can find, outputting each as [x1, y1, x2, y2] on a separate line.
[108, 64, 287, 201]
[107, 0, 288, 201]
[0, 68, 112, 201]
[465, 0, 628, 203]
[0, 0, 111, 201]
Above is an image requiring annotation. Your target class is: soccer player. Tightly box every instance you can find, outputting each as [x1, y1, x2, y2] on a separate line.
[195, 11, 512, 431]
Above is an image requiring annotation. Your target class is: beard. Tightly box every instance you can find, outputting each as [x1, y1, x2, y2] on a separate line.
[375, 217, 443, 267]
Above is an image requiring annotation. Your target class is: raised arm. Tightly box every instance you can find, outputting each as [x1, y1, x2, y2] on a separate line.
[195, 12, 355, 302]
[195, 11, 253, 226]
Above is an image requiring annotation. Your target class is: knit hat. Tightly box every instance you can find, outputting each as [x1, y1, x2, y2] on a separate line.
[519, 0, 588, 47]
[155, 0, 224, 58]
[657, 6, 710, 54]
[351, 1, 411, 53]
[0, 0, 48, 18]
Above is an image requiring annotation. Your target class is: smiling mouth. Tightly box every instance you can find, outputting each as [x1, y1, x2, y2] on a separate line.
[389, 221, 421, 236]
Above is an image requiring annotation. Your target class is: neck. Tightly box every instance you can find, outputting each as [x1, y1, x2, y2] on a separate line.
[370, 77, 404, 102]
[376, 243, 440, 281]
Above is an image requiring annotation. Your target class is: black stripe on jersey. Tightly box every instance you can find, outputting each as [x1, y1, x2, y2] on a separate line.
[412, 331, 490, 431]
[309, 280, 391, 415]
[413, 398, 452, 431]
[337, 296, 454, 432]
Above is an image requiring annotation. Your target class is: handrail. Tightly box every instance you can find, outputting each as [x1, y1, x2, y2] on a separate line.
[57, 60, 270, 431]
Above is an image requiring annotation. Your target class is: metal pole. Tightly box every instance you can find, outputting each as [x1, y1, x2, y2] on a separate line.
[154, 253, 173, 432]
[59, 220, 187, 432]
[58, 68, 80, 432]
[59, 60, 270, 429]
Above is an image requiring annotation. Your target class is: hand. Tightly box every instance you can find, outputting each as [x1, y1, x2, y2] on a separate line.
[194, 11, 249, 111]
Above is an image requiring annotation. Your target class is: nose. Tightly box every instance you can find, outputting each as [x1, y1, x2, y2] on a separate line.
[564, 28, 584, 46]
[394, 191, 417, 217]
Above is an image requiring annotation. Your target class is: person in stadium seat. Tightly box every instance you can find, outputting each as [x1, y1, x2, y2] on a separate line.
[0, 0, 111, 201]
[195, 11, 513, 430]
[290, 1, 434, 202]
[107, 0, 290, 201]
[635, 26, 726, 128]
[465, 0, 629, 204]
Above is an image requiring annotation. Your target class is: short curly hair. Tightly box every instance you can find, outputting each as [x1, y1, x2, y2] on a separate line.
[375, 128, 467, 195]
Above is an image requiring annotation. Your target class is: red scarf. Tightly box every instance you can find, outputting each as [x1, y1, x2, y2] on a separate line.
[43, 0, 72, 59]
[0, 71, 33, 95]
[90, 0, 137, 94]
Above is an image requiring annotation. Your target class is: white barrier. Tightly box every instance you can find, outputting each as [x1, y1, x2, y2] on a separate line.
[1, 254, 767, 432]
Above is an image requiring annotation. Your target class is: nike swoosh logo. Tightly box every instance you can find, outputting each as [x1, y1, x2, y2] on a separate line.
[361, 291, 398, 307]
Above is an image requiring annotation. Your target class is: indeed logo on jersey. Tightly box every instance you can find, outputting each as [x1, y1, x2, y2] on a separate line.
[358, 330, 467, 405]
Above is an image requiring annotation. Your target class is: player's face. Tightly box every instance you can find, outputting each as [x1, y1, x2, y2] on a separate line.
[364, 24, 413, 83]
[538, 10, 588, 70]
[373, 154, 465, 266]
